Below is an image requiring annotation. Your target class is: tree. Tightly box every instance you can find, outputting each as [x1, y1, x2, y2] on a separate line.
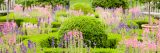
[139, 0, 160, 25]
[0, 0, 4, 4]
[16, 0, 69, 8]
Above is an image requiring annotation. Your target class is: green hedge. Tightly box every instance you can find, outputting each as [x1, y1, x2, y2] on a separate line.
[43, 48, 122, 53]
[92, 0, 129, 9]
[19, 32, 60, 48]
[52, 22, 61, 28]
[59, 16, 107, 48]
[106, 33, 122, 48]
[0, 13, 38, 26]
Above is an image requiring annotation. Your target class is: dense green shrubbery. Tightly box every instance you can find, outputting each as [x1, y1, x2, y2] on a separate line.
[0, 13, 37, 26]
[70, 3, 93, 14]
[52, 22, 61, 28]
[0, 0, 4, 4]
[16, 0, 69, 7]
[59, 16, 108, 48]
[106, 33, 122, 48]
[92, 0, 129, 9]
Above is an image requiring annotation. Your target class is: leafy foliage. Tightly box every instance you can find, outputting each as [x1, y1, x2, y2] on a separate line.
[106, 33, 122, 48]
[59, 16, 108, 48]
[0, 0, 4, 4]
[16, 0, 69, 7]
[70, 3, 93, 14]
[92, 0, 129, 9]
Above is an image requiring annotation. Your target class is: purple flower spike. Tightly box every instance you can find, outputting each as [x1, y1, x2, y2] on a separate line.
[28, 40, 32, 48]
[51, 37, 55, 47]
[6, 49, 8, 53]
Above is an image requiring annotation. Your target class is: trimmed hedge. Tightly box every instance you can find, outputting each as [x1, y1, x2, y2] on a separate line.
[59, 16, 108, 48]
[0, 13, 38, 26]
[43, 48, 123, 53]
[20, 32, 60, 48]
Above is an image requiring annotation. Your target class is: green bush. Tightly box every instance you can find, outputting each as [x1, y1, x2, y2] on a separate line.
[0, 0, 4, 4]
[59, 16, 107, 48]
[70, 3, 93, 14]
[52, 22, 61, 28]
[16, 0, 69, 7]
[106, 33, 122, 48]
[52, 28, 59, 32]
[92, 0, 129, 9]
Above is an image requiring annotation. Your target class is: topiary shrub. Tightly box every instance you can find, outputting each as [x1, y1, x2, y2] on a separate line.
[59, 16, 108, 48]
[70, 3, 93, 14]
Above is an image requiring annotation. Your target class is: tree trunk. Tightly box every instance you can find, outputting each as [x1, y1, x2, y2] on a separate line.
[149, 1, 152, 25]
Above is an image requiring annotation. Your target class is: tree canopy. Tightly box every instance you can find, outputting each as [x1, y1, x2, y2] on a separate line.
[16, 0, 69, 7]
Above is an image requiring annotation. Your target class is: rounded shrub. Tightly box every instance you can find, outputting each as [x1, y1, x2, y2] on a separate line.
[70, 3, 93, 14]
[59, 16, 108, 47]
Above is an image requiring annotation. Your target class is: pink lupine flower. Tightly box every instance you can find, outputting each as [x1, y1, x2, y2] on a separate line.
[124, 39, 132, 47]
[64, 34, 67, 40]
[157, 29, 160, 39]
[132, 39, 138, 48]
[147, 42, 157, 51]
[23, 12, 30, 17]
[0, 38, 3, 44]
[67, 31, 73, 37]
[138, 42, 145, 49]
[8, 34, 16, 45]
[142, 28, 150, 37]
[124, 38, 139, 48]
[14, 4, 23, 12]
[129, 7, 141, 15]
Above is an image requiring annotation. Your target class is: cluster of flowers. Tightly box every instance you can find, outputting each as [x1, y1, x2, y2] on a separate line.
[62, 30, 83, 53]
[14, 4, 52, 18]
[121, 27, 160, 53]
[95, 7, 122, 25]
[22, 22, 39, 35]
[0, 21, 17, 35]
[0, 39, 38, 53]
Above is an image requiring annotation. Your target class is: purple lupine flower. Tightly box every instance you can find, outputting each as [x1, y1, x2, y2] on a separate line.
[58, 43, 63, 47]
[118, 22, 130, 31]
[21, 43, 27, 53]
[51, 37, 55, 47]
[13, 48, 16, 53]
[28, 40, 32, 48]
[6, 49, 8, 53]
